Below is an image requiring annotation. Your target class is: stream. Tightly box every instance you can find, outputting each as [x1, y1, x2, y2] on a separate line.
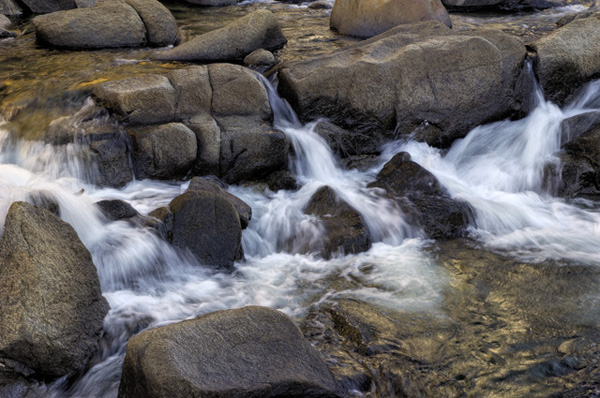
[2, 1, 600, 397]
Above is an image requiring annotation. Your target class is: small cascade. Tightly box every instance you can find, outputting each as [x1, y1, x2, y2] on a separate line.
[397, 74, 600, 264]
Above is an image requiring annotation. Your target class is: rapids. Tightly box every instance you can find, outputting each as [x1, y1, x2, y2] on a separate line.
[1, 2, 600, 397]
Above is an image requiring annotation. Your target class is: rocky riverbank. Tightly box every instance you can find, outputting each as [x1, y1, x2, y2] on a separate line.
[2, 0, 600, 397]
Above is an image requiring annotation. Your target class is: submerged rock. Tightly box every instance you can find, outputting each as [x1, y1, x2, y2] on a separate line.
[369, 152, 471, 238]
[118, 306, 341, 398]
[279, 21, 528, 148]
[150, 10, 287, 62]
[529, 16, 600, 105]
[305, 185, 371, 258]
[330, 0, 451, 38]
[33, 2, 146, 49]
[0, 202, 109, 378]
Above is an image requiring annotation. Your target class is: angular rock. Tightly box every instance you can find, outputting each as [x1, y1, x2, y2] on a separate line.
[209, 63, 272, 119]
[185, 114, 221, 176]
[305, 186, 371, 258]
[369, 152, 471, 238]
[150, 10, 287, 62]
[187, 176, 252, 228]
[279, 21, 528, 148]
[218, 117, 289, 184]
[561, 110, 600, 143]
[529, 17, 600, 105]
[0, 202, 109, 377]
[92, 74, 176, 125]
[331, 0, 451, 38]
[32, 2, 146, 49]
[167, 66, 212, 120]
[124, 0, 177, 47]
[22, 0, 76, 14]
[0, 0, 22, 16]
[167, 190, 243, 268]
[128, 123, 197, 180]
[118, 306, 341, 398]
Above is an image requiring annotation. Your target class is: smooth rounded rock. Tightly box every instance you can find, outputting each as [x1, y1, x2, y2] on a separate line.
[118, 306, 341, 398]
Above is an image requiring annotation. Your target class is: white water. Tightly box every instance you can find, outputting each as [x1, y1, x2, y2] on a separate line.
[1, 71, 600, 395]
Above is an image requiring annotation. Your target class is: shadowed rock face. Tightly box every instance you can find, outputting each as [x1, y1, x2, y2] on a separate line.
[0, 202, 109, 378]
[118, 306, 342, 398]
[331, 0, 451, 38]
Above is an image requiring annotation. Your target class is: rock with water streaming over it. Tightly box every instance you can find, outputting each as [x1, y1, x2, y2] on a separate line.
[118, 306, 342, 398]
[369, 152, 471, 238]
[529, 16, 600, 105]
[0, 202, 109, 378]
[150, 9, 287, 62]
[154, 190, 244, 268]
[304, 186, 371, 258]
[33, 2, 147, 49]
[128, 123, 197, 180]
[330, 0, 451, 38]
[314, 120, 381, 158]
[279, 21, 529, 148]
[557, 126, 600, 199]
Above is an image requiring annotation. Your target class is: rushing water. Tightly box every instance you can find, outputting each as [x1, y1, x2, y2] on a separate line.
[2, 2, 600, 397]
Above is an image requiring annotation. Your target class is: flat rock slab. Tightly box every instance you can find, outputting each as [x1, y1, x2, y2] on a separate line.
[118, 306, 341, 398]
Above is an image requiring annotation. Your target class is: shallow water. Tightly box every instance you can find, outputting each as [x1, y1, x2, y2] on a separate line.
[1, 1, 600, 397]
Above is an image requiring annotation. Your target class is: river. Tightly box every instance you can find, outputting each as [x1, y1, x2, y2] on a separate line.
[1, 1, 600, 397]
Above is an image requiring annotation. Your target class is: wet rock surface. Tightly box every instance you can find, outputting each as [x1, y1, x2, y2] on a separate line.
[305, 185, 371, 258]
[369, 152, 472, 238]
[0, 202, 109, 378]
[118, 306, 342, 398]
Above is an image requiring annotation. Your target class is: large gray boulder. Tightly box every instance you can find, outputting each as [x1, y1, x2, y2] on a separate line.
[279, 21, 529, 148]
[128, 123, 197, 180]
[118, 306, 341, 398]
[0, 202, 109, 377]
[150, 10, 287, 62]
[92, 74, 176, 124]
[529, 16, 600, 105]
[154, 190, 244, 268]
[369, 152, 472, 238]
[33, 2, 147, 49]
[304, 186, 371, 258]
[331, 0, 451, 38]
